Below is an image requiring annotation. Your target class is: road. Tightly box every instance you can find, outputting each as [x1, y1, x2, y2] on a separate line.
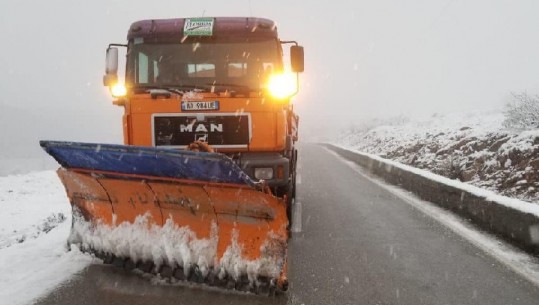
[35, 143, 539, 305]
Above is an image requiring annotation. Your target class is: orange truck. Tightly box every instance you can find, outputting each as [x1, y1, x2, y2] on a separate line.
[41, 17, 303, 294]
[106, 17, 303, 219]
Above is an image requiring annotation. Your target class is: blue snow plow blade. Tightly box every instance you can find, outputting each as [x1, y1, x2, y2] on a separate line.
[39, 141, 256, 187]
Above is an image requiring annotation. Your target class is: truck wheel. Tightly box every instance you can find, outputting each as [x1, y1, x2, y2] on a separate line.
[273, 183, 294, 232]
[285, 175, 296, 233]
[287, 150, 297, 233]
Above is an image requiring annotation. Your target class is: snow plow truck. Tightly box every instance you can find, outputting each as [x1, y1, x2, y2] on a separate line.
[40, 17, 303, 294]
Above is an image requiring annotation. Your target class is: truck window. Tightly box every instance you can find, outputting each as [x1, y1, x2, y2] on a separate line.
[127, 40, 282, 90]
[228, 63, 247, 77]
[137, 52, 149, 83]
[187, 63, 216, 77]
[133, 51, 160, 84]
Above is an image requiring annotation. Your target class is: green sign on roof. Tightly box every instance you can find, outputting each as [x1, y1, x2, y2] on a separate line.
[184, 18, 215, 36]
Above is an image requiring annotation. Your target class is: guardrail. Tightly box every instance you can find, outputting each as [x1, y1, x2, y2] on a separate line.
[324, 144, 539, 255]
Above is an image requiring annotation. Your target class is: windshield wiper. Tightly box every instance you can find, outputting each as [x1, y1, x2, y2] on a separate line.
[134, 85, 209, 95]
[133, 85, 182, 96]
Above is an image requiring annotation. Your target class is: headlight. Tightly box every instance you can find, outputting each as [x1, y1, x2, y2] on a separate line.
[110, 83, 127, 97]
[254, 167, 274, 180]
[267, 72, 297, 99]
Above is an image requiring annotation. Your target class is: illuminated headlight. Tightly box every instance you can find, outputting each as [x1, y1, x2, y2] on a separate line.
[267, 72, 297, 99]
[254, 167, 274, 180]
[110, 83, 127, 97]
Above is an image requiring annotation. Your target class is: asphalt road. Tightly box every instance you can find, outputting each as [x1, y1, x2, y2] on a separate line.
[35, 143, 539, 305]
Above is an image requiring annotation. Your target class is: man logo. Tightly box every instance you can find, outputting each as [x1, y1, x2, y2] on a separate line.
[180, 123, 223, 133]
[195, 134, 208, 142]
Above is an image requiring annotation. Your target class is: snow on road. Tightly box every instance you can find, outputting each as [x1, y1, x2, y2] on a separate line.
[0, 171, 93, 305]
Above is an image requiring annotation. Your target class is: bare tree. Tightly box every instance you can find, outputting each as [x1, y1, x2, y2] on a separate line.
[503, 92, 539, 130]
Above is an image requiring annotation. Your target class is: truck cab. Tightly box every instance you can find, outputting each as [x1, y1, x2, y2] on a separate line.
[104, 17, 303, 206]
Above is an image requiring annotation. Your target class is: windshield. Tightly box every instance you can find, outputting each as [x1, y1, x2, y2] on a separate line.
[126, 40, 282, 92]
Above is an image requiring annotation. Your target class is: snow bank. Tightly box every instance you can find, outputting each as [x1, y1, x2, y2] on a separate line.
[0, 171, 93, 305]
[0, 171, 69, 248]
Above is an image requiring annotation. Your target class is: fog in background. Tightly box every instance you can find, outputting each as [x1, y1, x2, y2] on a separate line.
[1, 0, 539, 174]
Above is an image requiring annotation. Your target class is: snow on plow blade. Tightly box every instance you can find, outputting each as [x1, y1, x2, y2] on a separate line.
[40, 141, 288, 292]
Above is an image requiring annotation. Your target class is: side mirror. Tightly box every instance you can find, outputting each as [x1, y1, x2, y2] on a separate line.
[290, 45, 304, 73]
[103, 47, 119, 86]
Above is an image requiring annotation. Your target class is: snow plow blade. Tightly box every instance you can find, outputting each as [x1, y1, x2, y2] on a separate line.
[40, 141, 288, 293]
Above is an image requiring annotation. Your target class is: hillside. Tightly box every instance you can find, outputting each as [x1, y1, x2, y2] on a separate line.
[338, 111, 539, 203]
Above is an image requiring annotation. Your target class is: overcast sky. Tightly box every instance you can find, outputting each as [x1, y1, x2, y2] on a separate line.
[1, 0, 539, 167]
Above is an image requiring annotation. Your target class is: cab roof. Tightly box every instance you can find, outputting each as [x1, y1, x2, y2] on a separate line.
[127, 17, 278, 41]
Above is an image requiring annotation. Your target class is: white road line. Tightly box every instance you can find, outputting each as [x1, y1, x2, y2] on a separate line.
[326, 148, 539, 288]
[296, 174, 302, 184]
[291, 201, 302, 233]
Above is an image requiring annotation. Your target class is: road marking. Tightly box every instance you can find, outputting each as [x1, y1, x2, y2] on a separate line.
[291, 201, 302, 233]
[296, 174, 302, 184]
[326, 148, 539, 288]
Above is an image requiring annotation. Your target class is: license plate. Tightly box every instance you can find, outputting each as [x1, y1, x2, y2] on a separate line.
[181, 101, 219, 111]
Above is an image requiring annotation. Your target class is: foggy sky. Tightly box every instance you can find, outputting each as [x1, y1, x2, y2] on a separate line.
[1, 0, 539, 171]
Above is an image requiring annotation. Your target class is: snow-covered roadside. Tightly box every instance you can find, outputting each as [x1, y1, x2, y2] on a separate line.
[337, 111, 539, 203]
[0, 171, 93, 305]
[329, 144, 539, 217]
[1, 172, 68, 249]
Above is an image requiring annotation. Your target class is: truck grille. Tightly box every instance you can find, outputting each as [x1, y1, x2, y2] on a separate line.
[152, 113, 251, 148]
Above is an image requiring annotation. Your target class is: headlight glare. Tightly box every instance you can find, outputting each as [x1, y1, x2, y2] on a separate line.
[110, 83, 127, 97]
[267, 72, 296, 99]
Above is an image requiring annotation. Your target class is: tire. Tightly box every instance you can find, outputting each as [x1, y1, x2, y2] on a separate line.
[286, 178, 295, 223]
[286, 149, 298, 232]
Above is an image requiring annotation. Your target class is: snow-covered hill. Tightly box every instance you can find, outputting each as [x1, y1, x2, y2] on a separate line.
[337, 111, 539, 203]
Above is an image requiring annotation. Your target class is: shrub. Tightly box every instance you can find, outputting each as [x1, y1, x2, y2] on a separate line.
[503, 92, 539, 130]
